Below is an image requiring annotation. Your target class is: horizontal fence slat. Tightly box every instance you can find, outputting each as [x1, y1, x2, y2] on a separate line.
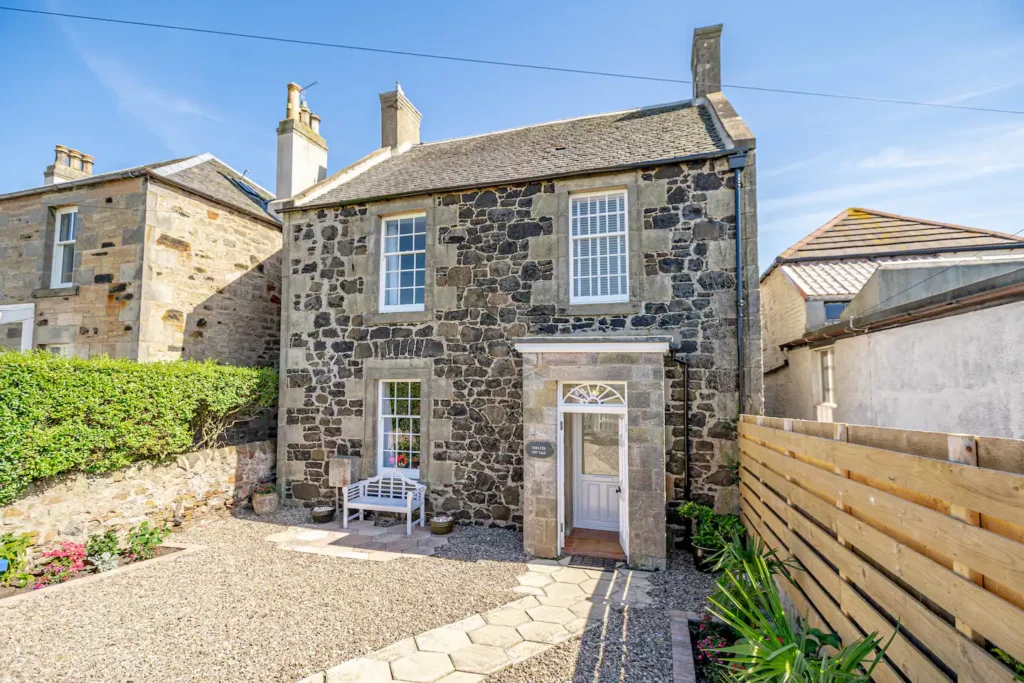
[740, 427, 1024, 597]
[740, 460, 1015, 683]
[741, 486, 904, 683]
[742, 421, 1024, 525]
[739, 436, 1024, 666]
[744, 483, 949, 683]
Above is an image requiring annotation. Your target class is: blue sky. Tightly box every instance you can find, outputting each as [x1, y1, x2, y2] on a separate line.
[1, 0, 1022, 271]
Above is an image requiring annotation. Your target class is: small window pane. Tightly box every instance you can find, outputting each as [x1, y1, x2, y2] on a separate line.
[60, 244, 75, 284]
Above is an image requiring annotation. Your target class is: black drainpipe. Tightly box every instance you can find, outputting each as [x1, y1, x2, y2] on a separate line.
[728, 151, 748, 415]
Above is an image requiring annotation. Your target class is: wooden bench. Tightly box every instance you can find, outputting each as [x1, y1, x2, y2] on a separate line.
[342, 473, 426, 535]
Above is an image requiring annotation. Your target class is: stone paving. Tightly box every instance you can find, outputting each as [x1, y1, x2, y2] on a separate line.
[301, 557, 654, 682]
[265, 519, 447, 562]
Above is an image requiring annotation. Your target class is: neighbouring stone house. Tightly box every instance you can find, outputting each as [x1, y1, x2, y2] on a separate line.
[274, 25, 761, 569]
[0, 147, 282, 366]
[761, 207, 1024, 423]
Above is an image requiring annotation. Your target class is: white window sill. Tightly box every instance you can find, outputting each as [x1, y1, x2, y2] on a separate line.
[378, 467, 420, 480]
[379, 305, 425, 314]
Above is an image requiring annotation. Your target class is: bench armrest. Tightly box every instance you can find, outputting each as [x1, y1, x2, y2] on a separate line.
[343, 481, 363, 501]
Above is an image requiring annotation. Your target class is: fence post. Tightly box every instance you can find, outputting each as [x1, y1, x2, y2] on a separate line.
[948, 433, 984, 644]
[832, 423, 852, 570]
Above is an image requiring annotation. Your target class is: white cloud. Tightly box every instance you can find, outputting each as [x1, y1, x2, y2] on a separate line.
[59, 21, 221, 154]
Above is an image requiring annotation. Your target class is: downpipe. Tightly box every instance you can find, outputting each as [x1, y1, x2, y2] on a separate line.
[729, 152, 748, 415]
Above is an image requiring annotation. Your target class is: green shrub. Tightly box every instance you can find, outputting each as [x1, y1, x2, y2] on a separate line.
[86, 531, 120, 559]
[124, 522, 170, 562]
[0, 532, 34, 587]
[680, 502, 746, 551]
[0, 351, 277, 506]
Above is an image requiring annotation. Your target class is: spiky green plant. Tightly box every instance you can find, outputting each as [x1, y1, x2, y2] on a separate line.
[708, 553, 894, 681]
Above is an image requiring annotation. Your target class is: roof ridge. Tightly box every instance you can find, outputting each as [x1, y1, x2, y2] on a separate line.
[416, 99, 694, 149]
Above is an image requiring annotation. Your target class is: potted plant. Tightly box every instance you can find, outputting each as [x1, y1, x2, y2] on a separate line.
[252, 482, 279, 516]
[311, 505, 336, 524]
[430, 514, 454, 535]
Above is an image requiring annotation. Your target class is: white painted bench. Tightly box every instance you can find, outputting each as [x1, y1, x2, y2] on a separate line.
[342, 473, 426, 535]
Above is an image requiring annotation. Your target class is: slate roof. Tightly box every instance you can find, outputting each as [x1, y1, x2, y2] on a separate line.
[779, 208, 1023, 261]
[151, 154, 276, 222]
[0, 154, 276, 224]
[308, 101, 727, 206]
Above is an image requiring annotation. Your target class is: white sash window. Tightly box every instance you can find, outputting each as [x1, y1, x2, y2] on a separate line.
[570, 190, 628, 304]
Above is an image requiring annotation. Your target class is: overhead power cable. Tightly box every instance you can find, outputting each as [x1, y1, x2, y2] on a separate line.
[3, 5, 1024, 116]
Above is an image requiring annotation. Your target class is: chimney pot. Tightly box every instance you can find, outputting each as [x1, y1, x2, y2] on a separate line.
[276, 81, 328, 200]
[379, 84, 422, 150]
[286, 82, 301, 121]
[691, 24, 723, 100]
[45, 146, 92, 185]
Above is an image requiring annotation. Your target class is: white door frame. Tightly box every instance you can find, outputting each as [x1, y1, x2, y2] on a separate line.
[556, 383, 628, 560]
[0, 303, 35, 351]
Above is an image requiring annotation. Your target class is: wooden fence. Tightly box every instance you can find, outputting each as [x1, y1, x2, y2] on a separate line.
[738, 415, 1024, 683]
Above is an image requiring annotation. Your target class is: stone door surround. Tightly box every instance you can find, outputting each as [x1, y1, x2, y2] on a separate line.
[514, 335, 671, 570]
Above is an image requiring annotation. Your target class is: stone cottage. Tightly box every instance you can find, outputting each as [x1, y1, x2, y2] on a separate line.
[0, 148, 282, 365]
[275, 25, 761, 569]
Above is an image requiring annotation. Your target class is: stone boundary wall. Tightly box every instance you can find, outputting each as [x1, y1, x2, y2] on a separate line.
[0, 440, 275, 546]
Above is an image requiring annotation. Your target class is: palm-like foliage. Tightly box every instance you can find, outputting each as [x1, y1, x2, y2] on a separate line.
[707, 551, 893, 682]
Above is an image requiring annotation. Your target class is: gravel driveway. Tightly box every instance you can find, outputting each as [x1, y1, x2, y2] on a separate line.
[0, 509, 529, 683]
[0, 511, 715, 682]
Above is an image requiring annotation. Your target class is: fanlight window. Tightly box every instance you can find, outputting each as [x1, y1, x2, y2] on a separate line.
[560, 382, 626, 406]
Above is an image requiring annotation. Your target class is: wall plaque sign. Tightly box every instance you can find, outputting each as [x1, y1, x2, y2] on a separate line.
[525, 441, 554, 458]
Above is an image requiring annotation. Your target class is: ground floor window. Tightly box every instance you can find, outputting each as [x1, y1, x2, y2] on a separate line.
[378, 380, 421, 477]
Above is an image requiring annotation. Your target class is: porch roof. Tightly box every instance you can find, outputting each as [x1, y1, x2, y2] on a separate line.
[512, 335, 672, 354]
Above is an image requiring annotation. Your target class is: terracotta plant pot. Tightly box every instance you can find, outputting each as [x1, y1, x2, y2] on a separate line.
[252, 491, 279, 516]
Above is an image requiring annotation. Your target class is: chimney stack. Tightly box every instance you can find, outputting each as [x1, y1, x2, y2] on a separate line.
[379, 83, 422, 150]
[276, 82, 328, 199]
[44, 145, 94, 185]
[691, 24, 723, 100]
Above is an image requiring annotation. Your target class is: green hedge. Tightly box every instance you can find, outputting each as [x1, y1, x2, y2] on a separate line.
[0, 351, 277, 506]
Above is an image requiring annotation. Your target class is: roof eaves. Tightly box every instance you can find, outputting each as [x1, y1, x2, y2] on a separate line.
[285, 146, 743, 213]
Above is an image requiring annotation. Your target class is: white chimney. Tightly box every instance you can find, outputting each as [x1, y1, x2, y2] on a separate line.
[691, 24, 723, 100]
[276, 82, 328, 199]
[379, 83, 422, 150]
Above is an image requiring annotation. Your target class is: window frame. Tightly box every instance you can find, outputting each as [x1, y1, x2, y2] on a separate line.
[378, 211, 427, 314]
[818, 348, 836, 407]
[823, 301, 848, 324]
[377, 379, 423, 479]
[568, 189, 630, 306]
[51, 206, 78, 289]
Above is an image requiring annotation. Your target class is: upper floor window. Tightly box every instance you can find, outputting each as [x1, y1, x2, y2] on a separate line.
[380, 213, 426, 312]
[819, 348, 835, 405]
[570, 190, 628, 304]
[51, 207, 78, 288]
[824, 301, 848, 323]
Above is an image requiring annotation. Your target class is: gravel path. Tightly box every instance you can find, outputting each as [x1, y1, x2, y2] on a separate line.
[0, 509, 530, 683]
[489, 551, 717, 683]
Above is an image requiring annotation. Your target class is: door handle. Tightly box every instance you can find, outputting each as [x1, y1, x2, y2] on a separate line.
[615, 486, 621, 494]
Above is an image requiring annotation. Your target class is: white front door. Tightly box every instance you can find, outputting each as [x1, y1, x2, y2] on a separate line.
[0, 303, 35, 351]
[573, 413, 622, 531]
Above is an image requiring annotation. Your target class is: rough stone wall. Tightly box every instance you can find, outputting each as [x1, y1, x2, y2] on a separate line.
[0, 177, 147, 357]
[0, 440, 275, 549]
[279, 156, 752, 525]
[138, 180, 282, 367]
[521, 351, 667, 570]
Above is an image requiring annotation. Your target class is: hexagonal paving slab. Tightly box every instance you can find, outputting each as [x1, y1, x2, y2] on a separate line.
[390, 651, 455, 683]
[434, 673, 485, 683]
[467, 624, 524, 648]
[448, 644, 511, 675]
[542, 582, 586, 604]
[482, 607, 531, 628]
[550, 567, 590, 584]
[525, 559, 562, 574]
[325, 657, 393, 683]
[415, 627, 472, 654]
[526, 605, 575, 625]
[517, 620, 570, 645]
[516, 572, 553, 588]
[506, 640, 550, 664]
